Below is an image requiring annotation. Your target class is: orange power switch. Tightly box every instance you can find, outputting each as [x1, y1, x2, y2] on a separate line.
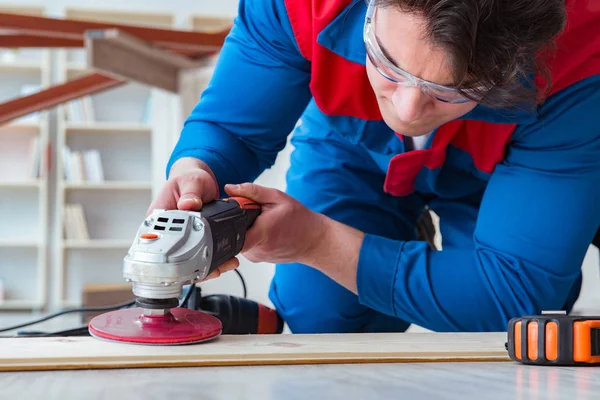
[140, 233, 159, 239]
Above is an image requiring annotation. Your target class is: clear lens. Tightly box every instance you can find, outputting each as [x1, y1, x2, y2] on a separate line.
[424, 85, 471, 103]
[366, 44, 411, 84]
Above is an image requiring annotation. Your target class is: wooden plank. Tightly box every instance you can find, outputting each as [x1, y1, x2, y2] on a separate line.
[85, 29, 200, 93]
[87, 29, 199, 69]
[0, 73, 124, 125]
[0, 34, 81, 48]
[0, 33, 212, 59]
[0, 332, 511, 372]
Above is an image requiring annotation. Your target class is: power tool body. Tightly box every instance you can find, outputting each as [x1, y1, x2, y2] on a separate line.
[88, 197, 265, 345]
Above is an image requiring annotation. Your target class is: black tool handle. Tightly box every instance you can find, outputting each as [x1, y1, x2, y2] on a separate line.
[200, 197, 261, 274]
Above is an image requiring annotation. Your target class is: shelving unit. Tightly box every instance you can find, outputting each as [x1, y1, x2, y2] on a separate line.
[0, 6, 50, 311]
[0, 6, 232, 312]
[54, 8, 176, 308]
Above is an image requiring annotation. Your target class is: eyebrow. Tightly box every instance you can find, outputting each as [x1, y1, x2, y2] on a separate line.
[374, 33, 457, 87]
[375, 33, 402, 69]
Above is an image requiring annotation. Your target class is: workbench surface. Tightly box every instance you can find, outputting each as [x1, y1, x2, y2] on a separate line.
[2, 361, 598, 399]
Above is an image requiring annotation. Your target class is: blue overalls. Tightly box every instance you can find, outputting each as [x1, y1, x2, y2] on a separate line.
[168, 0, 600, 333]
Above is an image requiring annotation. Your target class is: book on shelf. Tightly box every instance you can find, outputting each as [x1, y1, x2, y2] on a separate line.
[140, 96, 152, 124]
[27, 135, 46, 179]
[63, 203, 90, 240]
[67, 96, 95, 123]
[62, 145, 104, 183]
[66, 94, 152, 124]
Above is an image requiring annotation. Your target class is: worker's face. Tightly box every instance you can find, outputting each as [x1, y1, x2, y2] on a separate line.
[365, 6, 478, 137]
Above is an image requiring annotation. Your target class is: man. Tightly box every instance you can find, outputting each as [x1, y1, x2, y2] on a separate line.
[149, 0, 600, 333]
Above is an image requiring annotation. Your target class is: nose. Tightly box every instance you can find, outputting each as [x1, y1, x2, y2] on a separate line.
[391, 85, 428, 122]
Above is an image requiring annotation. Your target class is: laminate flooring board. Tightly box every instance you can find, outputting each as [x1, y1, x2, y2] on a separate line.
[2, 362, 600, 400]
[0, 332, 510, 371]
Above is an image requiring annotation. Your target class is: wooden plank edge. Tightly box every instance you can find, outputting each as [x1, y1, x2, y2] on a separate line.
[0, 354, 512, 372]
[86, 29, 200, 68]
[86, 32, 177, 92]
[84, 29, 202, 92]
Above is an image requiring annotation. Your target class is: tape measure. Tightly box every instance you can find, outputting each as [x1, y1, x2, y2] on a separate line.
[506, 311, 600, 366]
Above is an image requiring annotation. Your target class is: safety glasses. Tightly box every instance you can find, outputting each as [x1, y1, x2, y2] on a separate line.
[363, 0, 483, 104]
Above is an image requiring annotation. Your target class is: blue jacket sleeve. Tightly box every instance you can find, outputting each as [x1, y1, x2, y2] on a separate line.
[167, 0, 312, 195]
[356, 76, 600, 332]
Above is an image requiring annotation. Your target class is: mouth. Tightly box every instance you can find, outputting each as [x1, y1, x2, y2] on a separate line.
[388, 118, 435, 136]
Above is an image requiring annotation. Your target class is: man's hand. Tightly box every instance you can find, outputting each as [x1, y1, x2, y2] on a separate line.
[223, 182, 365, 293]
[147, 157, 220, 215]
[223, 183, 328, 265]
[148, 157, 239, 281]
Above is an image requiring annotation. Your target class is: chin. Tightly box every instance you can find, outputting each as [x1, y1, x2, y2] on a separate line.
[384, 118, 436, 137]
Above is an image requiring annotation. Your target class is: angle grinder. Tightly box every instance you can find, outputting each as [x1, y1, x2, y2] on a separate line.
[88, 196, 261, 345]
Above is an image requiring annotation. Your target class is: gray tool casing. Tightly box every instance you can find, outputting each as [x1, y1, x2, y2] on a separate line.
[123, 209, 214, 300]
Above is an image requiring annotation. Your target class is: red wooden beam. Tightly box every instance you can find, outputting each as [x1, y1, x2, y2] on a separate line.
[0, 12, 229, 53]
[0, 34, 82, 48]
[0, 33, 217, 59]
[0, 73, 125, 125]
[0, 14, 231, 125]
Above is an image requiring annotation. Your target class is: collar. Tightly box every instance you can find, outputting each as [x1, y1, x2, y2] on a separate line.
[316, 0, 538, 125]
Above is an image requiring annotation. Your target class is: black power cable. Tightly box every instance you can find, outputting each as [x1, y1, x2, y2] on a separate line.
[22, 326, 91, 337]
[0, 299, 136, 334]
[179, 283, 196, 308]
[234, 269, 247, 298]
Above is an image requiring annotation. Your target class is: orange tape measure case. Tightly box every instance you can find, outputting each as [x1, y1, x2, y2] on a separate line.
[506, 311, 600, 366]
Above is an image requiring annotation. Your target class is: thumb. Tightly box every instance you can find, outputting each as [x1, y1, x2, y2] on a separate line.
[224, 182, 277, 204]
[177, 176, 212, 210]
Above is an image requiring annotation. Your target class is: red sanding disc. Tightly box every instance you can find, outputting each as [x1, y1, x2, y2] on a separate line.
[88, 307, 222, 345]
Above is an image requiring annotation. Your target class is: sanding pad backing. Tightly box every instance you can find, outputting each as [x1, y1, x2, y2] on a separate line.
[88, 307, 222, 345]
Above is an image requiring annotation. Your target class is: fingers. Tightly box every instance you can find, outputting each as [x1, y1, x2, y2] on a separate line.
[176, 174, 208, 210]
[202, 257, 240, 281]
[224, 182, 277, 253]
[224, 182, 280, 204]
[241, 221, 268, 253]
[148, 171, 214, 215]
[146, 182, 178, 216]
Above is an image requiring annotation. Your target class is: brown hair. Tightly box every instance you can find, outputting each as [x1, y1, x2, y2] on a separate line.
[375, 0, 567, 109]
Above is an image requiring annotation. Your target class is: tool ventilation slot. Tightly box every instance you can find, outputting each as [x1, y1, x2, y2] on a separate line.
[157, 217, 169, 222]
[173, 218, 185, 224]
[154, 225, 166, 230]
[169, 227, 183, 231]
